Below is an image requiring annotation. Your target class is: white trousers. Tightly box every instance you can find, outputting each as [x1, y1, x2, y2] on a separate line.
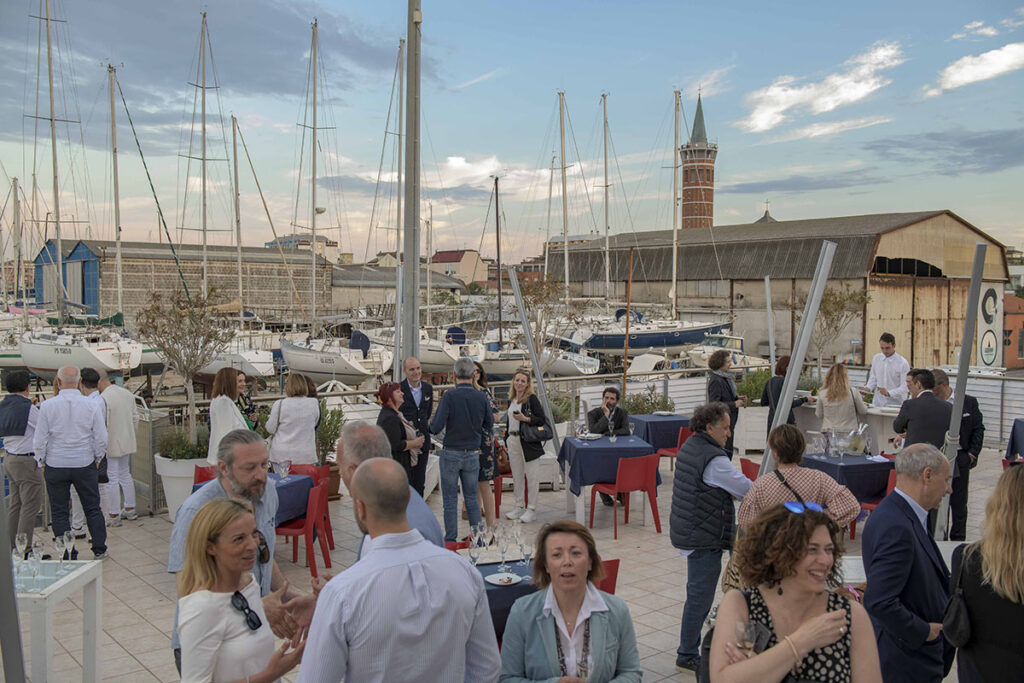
[71, 490, 85, 529]
[507, 437, 540, 511]
[103, 455, 136, 515]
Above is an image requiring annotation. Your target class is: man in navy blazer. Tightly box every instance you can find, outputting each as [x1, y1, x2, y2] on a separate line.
[862, 443, 954, 682]
[893, 369, 952, 451]
[399, 356, 433, 497]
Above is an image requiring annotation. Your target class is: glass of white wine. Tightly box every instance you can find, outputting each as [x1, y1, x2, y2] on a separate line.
[734, 619, 758, 658]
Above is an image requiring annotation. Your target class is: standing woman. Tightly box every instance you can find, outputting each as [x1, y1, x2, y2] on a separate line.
[235, 372, 258, 429]
[265, 373, 321, 467]
[951, 464, 1024, 682]
[815, 363, 868, 433]
[177, 498, 304, 682]
[207, 368, 250, 465]
[504, 369, 545, 524]
[473, 361, 500, 529]
[707, 349, 744, 458]
[760, 355, 813, 430]
[375, 382, 425, 480]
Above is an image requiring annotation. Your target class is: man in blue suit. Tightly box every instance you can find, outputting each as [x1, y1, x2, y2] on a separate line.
[399, 356, 433, 497]
[862, 443, 954, 682]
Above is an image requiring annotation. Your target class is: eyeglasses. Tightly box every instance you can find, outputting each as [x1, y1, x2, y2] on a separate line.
[256, 530, 269, 564]
[783, 500, 825, 514]
[231, 590, 263, 631]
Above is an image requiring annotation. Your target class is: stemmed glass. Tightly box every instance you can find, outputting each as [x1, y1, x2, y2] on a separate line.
[54, 535, 68, 576]
[25, 549, 41, 593]
[15, 533, 28, 561]
[518, 529, 533, 566]
[496, 524, 511, 574]
[466, 525, 482, 566]
[628, 422, 636, 438]
[735, 619, 758, 658]
[63, 530, 76, 566]
[278, 459, 292, 481]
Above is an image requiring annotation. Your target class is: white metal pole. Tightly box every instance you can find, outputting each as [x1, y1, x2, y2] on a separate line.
[544, 155, 554, 279]
[602, 93, 610, 303]
[765, 276, 776, 371]
[400, 0, 422, 361]
[671, 90, 680, 320]
[108, 65, 123, 315]
[232, 115, 243, 330]
[426, 202, 432, 328]
[310, 20, 319, 327]
[45, 0, 64, 324]
[394, 38, 404, 362]
[559, 91, 569, 305]
[200, 13, 208, 297]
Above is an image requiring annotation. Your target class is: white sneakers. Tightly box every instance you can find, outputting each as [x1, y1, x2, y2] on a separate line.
[520, 509, 537, 523]
[505, 507, 525, 520]
[106, 515, 122, 528]
[122, 509, 139, 521]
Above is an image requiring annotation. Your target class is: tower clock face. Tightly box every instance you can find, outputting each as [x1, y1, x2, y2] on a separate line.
[981, 288, 997, 325]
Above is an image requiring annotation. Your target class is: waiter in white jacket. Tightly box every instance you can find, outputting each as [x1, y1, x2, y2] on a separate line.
[860, 332, 910, 408]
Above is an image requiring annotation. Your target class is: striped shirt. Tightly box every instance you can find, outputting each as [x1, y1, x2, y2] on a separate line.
[737, 465, 860, 529]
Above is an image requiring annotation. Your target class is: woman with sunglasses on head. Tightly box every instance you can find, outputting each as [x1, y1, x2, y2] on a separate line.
[707, 503, 881, 683]
[178, 498, 305, 683]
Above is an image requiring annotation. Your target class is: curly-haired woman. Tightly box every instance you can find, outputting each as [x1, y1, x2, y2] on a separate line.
[707, 504, 881, 683]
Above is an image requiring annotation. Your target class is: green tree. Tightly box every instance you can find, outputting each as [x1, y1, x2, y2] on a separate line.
[795, 283, 871, 379]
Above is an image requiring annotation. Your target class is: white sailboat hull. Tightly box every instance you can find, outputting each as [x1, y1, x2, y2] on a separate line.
[280, 339, 392, 386]
[481, 349, 530, 380]
[540, 349, 600, 377]
[199, 349, 276, 378]
[20, 329, 143, 380]
[366, 329, 484, 375]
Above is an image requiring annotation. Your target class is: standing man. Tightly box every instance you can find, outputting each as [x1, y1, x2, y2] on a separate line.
[399, 356, 433, 497]
[861, 332, 911, 407]
[586, 386, 630, 436]
[98, 370, 140, 526]
[298, 457, 500, 682]
[1, 370, 41, 552]
[671, 402, 751, 672]
[893, 369, 952, 451]
[862, 444, 954, 682]
[34, 365, 108, 559]
[428, 356, 492, 542]
[931, 369, 984, 541]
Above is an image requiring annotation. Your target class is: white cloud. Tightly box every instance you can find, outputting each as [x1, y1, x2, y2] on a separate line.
[952, 20, 999, 40]
[924, 42, 1024, 96]
[450, 69, 503, 90]
[684, 65, 734, 98]
[1001, 8, 1024, 30]
[736, 42, 904, 133]
[765, 116, 892, 143]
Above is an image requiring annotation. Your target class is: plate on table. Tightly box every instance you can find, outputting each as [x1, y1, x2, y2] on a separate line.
[485, 572, 523, 586]
[653, 410, 674, 416]
[578, 433, 602, 440]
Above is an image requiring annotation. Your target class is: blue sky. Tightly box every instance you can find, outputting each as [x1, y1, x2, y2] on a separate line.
[1, 0, 1022, 265]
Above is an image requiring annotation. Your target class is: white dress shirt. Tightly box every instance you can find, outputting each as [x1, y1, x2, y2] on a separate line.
[101, 384, 139, 458]
[3, 396, 38, 454]
[542, 582, 609, 678]
[266, 396, 320, 465]
[33, 389, 107, 468]
[865, 351, 910, 407]
[298, 529, 500, 683]
[893, 487, 928, 532]
[206, 395, 250, 465]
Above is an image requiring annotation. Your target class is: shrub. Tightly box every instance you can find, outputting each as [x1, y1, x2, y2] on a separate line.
[156, 427, 208, 461]
[621, 385, 674, 415]
[317, 401, 345, 465]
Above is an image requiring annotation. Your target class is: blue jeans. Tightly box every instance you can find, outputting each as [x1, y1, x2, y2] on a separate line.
[439, 448, 482, 542]
[677, 548, 723, 659]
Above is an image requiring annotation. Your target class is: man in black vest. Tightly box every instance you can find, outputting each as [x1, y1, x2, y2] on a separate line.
[932, 369, 984, 541]
[1, 370, 42, 552]
[671, 401, 751, 672]
[399, 356, 433, 497]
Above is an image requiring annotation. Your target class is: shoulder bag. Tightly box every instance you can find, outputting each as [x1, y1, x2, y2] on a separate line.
[519, 398, 553, 444]
[942, 544, 971, 647]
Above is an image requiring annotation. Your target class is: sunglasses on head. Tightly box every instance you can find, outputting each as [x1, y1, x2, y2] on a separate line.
[783, 500, 825, 514]
[231, 590, 263, 631]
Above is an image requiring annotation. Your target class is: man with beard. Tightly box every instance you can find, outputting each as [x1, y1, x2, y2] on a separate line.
[167, 429, 316, 673]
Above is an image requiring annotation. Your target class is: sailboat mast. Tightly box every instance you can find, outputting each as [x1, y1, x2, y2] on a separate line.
[602, 93, 610, 303]
[8, 178, 17, 312]
[310, 19, 319, 327]
[558, 91, 569, 305]
[544, 154, 554, 279]
[426, 201, 432, 328]
[200, 12, 208, 297]
[401, 0, 422, 361]
[108, 65, 123, 315]
[44, 0, 63, 325]
[495, 176, 502, 345]
[671, 90, 680, 321]
[394, 38, 404, 360]
[232, 115, 243, 330]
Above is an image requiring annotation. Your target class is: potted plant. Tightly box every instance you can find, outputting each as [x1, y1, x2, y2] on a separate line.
[622, 384, 675, 415]
[153, 427, 209, 520]
[316, 401, 344, 500]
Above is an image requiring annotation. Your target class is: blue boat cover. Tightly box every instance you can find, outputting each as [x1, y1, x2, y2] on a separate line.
[614, 308, 644, 323]
[445, 326, 467, 345]
[349, 330, 370, 358]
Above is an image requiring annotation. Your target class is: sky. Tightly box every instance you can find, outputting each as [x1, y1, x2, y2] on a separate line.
[1, 0, 1023, 267]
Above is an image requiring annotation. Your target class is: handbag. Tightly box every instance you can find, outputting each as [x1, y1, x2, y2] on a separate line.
[495, 439, 511, 474]
[942, 544, 971, 647]
[519, 401, 554, 444]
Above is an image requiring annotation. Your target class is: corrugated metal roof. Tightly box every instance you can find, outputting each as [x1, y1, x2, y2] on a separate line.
[75, 239, 333, 266]
[332, 264, 466, 291]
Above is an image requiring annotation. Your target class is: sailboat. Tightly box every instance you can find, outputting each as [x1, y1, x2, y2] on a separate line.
[18, 2, 143, 380]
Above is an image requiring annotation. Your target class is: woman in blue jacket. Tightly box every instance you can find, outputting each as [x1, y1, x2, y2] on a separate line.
[500, 521, 640, 682]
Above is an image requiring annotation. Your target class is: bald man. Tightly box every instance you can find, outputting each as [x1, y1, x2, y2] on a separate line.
[399, 356, 433, 496]
[34, 365, 109, 559]
[299, 457, 500, 683]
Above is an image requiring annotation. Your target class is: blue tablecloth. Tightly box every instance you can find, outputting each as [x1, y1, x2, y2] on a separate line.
[557, 436, 660, 496]
[800, 453, 893, 502]
[1005, 418, 1024, 461]
[477, 561, 536, 641]
[192, 473, 313, 525]
[628, 414, 690, 451]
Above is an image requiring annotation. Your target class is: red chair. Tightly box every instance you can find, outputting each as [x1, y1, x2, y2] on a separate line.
[290, 464, 334, 549]
[494, 472, 528, 518]
[596, 558, 620, 594]
[740, 458, 760, 482]
[193, 465, 217, 485]
[589, 454, 662, 539]
[445, 540, 470, 551]
[656, 427, 692, 471]
[275, 481, 332, 578]
[850, 469, 898, 540]
[1004, 458, 1015, 471]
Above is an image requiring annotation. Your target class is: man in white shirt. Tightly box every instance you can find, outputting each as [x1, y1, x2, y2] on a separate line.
[98, 370, 140, 526]
[861, 332, 911, 408]
[34, 366, 108, 559]
[1, 370, 42, 551]
[299, 457, 500, 683]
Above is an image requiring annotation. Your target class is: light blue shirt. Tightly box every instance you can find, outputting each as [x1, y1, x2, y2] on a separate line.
[168, 478, 279, 650]
[357, 486, 443, 558]
[33, 389, 107, 468]
[893, 487, 929, 532]
[409, 381, 423, 408]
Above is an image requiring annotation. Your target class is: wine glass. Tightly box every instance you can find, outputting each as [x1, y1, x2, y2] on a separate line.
[466, 527, 482, 566]
[735, 619, 758, 658]
[278, 459, 292, 481]
[54, 535, 68, 575]
[32, 540, 45, 562]
[497, 524, 512, 573]
[15, 533, 28, 561]
[518, 531, 532, 566]
[63, 530, 76, 564]
[26, 552, 41, 593]
[628, 422, 636, 438]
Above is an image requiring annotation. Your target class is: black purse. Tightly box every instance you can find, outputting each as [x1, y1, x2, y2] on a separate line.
[518, 400, 553, 444]
[942, 544, 971, 647]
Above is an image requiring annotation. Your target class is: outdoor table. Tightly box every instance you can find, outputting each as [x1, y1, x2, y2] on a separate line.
[476, 560, 536, 641]
[628, 414, 690, 451]
[1005, 417, 1024, 461]
[16, 560, 102, 682]
[800, 452, 893, 502]
[557, 436, 659, 524]
[192, 473, 313, 525]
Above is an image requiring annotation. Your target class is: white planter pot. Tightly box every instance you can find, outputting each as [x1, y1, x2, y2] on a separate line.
[154, 453, 209, 521]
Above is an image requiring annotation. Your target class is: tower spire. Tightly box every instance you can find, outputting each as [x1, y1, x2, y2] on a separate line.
[690, 94, 708, 145]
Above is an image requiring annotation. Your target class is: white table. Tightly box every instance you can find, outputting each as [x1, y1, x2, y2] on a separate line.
[16, 560, 103, 682]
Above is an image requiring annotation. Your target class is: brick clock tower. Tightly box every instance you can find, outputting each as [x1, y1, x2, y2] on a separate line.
[680, 95, 717, 229]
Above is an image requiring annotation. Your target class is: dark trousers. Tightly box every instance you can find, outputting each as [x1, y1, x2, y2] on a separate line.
[949, 455, 972, 541]
[44, 464, 106, 555]
[409, 447, 429, 498]
[678, 548, 723, 659]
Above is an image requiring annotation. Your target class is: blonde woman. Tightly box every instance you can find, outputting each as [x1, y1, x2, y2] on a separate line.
[815, 363, 867, 433]
[504, 369, 546, 523]
[266, 373, 321, 466]
[177, 498, 304, 682]
[952, 464, 1024, 682]
[207, 368, 250, 465]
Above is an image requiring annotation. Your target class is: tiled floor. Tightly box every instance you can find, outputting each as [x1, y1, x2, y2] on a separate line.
[10, 448, 1004, 681]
